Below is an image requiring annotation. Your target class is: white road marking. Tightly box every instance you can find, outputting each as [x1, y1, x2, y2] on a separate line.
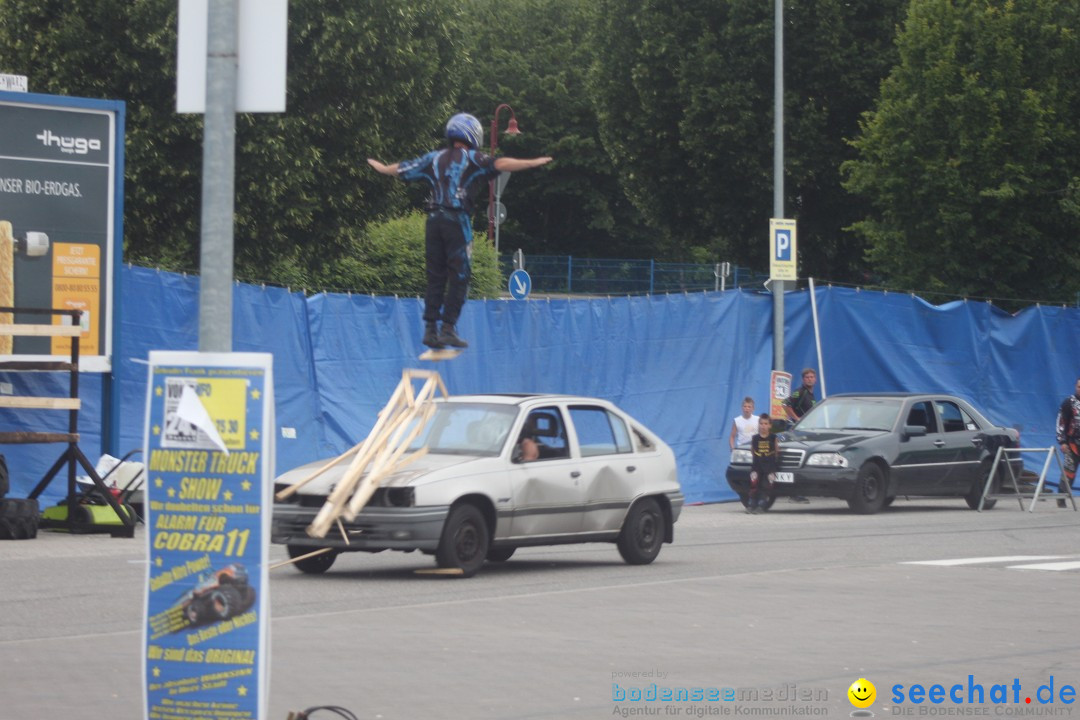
[901, 555, 1070, 566]
[1007, 561, 1080, 571]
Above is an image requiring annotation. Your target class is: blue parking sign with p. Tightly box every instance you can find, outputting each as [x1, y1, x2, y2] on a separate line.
[769, 218, 797, 281]
[775, 230, 792, 261]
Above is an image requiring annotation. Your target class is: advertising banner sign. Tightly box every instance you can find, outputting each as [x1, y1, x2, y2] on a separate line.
[142, 352, 274, 720]
[0, 92, 124, 371]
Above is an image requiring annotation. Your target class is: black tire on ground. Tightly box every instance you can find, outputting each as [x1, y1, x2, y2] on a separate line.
[0, 498, 39, 540]
[617, 497, 666, 565]
[737, 493, 777, 511]
[966, 460, 999, 510]
[847, 463, 887, 514]
[287, 545, 338, 574]
[436, 503, 489, 578]
[486, 546, 516, 562]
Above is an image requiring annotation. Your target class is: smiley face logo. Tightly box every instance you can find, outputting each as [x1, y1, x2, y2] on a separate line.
[848, 678, 876, 709]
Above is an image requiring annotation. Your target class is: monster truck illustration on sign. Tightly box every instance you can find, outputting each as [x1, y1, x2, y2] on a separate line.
[175, 563, 256, 628]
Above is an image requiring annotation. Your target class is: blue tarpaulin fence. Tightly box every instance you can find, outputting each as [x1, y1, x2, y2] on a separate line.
[2, 266, 1078, 506]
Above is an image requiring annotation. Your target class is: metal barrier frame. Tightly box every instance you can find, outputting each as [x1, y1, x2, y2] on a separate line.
[978, 445, 1076, 513]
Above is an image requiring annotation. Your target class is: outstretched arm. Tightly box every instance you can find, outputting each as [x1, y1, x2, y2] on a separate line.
[367, 158, 399, 176]
[494, 156, 553, 172]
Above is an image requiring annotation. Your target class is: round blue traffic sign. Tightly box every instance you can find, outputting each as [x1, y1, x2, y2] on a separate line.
[508, 269, 532, 300]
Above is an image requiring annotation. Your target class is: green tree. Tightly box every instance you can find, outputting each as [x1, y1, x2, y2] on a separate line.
[0, 0, 465, 287]
[589, 0, 906, 275]
[843, 0, 1080, 303]
[456, 0, 651, 259]
[340, 212, 501, 298]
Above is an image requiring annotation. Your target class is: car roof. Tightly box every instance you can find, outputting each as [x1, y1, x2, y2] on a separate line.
[443, 394, 607, 406]
[826, 393, 962, 400]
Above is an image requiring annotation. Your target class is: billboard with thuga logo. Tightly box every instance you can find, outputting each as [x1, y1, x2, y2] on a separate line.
[0, 91, 124, 371]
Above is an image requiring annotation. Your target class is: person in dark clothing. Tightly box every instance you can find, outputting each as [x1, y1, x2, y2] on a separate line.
[783, 367, 817, 503]
[1056, 377, 1080, 492]
[747, 413, 779, 514]
[368, 113, 552, 349]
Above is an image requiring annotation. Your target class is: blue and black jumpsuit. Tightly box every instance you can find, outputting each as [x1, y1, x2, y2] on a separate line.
[397, 146, 500, 326]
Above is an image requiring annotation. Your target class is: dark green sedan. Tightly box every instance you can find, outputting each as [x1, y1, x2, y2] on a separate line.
[726, 393, 1022, 513]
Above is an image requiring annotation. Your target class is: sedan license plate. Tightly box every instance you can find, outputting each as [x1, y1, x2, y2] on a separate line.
[774, 472, 794, 484]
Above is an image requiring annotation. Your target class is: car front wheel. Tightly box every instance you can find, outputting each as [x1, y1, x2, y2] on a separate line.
[847, 463, 887, 514]
[287, 545, 338, 574]
[617, 497, 665, 565]
[436, 503, 489, 578]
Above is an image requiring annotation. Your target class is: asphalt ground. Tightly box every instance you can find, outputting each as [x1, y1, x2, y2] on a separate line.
[2, 496, 1078, 719]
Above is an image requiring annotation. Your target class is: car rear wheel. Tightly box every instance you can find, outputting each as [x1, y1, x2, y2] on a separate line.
[617, 497, 665, 565]
[287, 545, 338, 574]
[965, 460, 999, 510]
[847, 463, 887, 514]
[436, 503, 489, 578]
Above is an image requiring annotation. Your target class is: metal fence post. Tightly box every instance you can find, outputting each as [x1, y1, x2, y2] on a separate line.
[567, 256, 573, 294]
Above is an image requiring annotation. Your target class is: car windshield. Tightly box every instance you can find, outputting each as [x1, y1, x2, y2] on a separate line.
[406, 402, 518, 456]
[796, 398, 901, 432]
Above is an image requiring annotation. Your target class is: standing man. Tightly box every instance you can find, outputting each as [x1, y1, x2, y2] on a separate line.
[368, 113, 552, 350]
[729, 396, 759, 450]
[1056, 377, 1080, 493]
[783, 367, 817, 503]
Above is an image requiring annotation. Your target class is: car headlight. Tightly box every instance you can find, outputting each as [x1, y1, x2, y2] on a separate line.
[731, 449, 753, 464]
[806, 452, 847, 468]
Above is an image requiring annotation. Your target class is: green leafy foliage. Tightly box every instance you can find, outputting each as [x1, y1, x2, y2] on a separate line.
[843, 0, 1080, 303]
[0, 0, 465, 288]
[588, 0, 906, 275]
[336, 212, 501, 298]
[456, 0, 652, 259]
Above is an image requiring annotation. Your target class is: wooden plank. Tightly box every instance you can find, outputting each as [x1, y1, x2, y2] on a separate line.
[0, 221, 11, 355]
[0, 361, 76, 371]
[0, 323, 82, 338]
[0, 396, 80, 410]
[0, 431, 79, 444]
[414, 567, 464, 576]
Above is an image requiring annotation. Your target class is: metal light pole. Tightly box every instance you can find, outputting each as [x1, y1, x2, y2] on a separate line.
[488, 103, 521, 245]
[199, 0, 238, 352]
[772, 0, 785, 373]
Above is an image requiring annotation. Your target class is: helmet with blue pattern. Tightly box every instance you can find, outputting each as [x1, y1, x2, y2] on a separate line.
[445, 113, 483, 149]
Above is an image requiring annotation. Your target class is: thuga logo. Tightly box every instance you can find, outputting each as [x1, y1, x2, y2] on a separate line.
[35, 129, 102, 155]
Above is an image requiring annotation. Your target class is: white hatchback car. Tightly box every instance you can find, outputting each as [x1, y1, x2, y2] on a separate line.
[272, 394, 684, 577]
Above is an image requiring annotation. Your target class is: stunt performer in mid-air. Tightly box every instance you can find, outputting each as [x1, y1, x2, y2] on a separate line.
[368, 113, 552, 350]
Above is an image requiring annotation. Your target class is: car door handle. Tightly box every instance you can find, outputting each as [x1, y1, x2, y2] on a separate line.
[626, 466, 636, 473]
[570, 471, 581, 478]
[970, 438, 983, 446]
[933, 440, 946, 447]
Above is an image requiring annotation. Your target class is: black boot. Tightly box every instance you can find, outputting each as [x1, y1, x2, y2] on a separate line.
[422, 322, 443, 349]
[438, 323, 468, 348]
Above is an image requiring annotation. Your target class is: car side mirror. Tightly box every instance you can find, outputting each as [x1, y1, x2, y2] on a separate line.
[903, 424, 927, 438]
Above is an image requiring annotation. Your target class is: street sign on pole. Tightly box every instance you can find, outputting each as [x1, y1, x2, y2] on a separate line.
[508, 269, 531, 300]
[769, 218, 797, 281]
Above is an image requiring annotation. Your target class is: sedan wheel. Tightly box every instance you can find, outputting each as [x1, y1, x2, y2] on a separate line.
[287, 545, 338, 574]
[847, 463, 887, 514]
[436, 504, 489, 578]
[617, 497, 665, 565]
